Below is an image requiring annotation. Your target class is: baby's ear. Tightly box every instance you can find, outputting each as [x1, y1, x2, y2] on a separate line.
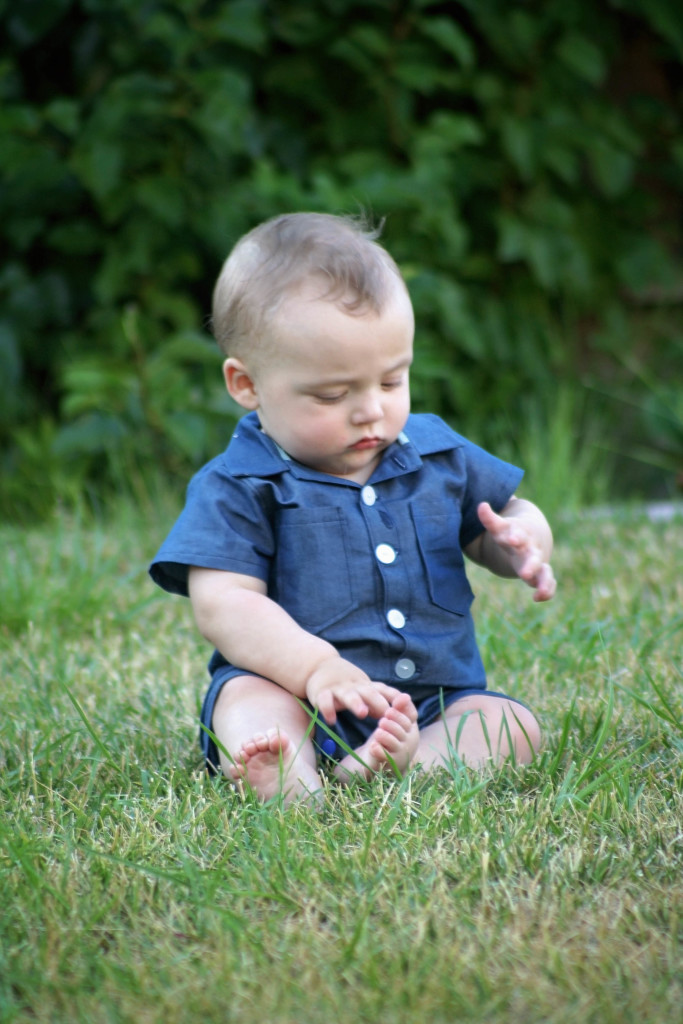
[223, 358, 259, 410]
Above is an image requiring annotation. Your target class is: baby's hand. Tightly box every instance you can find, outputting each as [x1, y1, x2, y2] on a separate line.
[477, 501, 556, 602]
[306, 657, 403, 724]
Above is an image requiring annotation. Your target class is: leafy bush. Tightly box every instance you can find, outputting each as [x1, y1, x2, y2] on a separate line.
[1, 0, 682, 517]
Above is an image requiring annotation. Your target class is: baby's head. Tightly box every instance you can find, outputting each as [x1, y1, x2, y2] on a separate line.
[211, 212, 408, 364]
[213, 213, 415, 483]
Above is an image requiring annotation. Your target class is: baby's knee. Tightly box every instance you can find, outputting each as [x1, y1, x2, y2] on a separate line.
[507, 703, 542, 759]
[218, 673, 283, 705]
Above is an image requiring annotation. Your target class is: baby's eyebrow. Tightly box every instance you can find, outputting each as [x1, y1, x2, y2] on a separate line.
[303, 380, 352, 391]
[384, 357, 413, 372]
[306, 358, 412, 388]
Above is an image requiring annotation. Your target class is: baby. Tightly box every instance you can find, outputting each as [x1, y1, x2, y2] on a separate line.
[150, 213, 556, 803]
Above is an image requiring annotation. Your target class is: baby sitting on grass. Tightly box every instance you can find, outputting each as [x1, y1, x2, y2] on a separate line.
[150, 212, 555, 803]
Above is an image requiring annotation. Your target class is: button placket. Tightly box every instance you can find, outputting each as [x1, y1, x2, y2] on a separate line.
[359, 486, 417, 681]
[395, 658, 416, 680]
[387, 608, 406, 629]
[375, 542, 396, 564]
[361, 485, 376, 507]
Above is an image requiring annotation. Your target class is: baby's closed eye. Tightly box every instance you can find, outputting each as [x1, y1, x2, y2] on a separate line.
[312, 392, 347, 404]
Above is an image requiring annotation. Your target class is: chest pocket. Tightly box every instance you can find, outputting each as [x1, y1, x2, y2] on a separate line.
[411, 504, 474, 615]
[272, 507, 358, 631]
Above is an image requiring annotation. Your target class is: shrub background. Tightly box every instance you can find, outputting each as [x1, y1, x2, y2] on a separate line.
[1, 0, 682, 518]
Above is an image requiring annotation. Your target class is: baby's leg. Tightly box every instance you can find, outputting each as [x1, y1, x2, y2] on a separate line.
[415, 693, 541, 770]
[334, 693, 419, 783]
[211, 675, 323, 804]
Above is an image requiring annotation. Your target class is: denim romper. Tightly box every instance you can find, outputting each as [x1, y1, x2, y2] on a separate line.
[150, 412, 525, 769]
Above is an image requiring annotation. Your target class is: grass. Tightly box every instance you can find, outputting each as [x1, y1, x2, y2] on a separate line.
[1, 494, 681, 1023]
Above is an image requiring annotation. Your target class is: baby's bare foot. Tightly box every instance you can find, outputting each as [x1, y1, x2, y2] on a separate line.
[228, 729, 322, 804]
[335, 693, 419, 783]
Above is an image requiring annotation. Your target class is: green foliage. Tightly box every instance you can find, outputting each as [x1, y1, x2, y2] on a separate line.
[1, 0, 682, 517]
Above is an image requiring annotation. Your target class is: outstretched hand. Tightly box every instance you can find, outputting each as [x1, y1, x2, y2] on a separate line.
[477, 501, 556, 602]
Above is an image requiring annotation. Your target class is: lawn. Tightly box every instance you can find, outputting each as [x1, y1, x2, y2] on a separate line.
[1, 496, 681, 1023]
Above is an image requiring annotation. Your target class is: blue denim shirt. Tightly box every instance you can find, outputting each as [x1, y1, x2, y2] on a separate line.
[150, 411, 523, 700]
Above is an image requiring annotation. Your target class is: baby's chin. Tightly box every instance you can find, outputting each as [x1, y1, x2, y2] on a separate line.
[330, 450, 387, 483]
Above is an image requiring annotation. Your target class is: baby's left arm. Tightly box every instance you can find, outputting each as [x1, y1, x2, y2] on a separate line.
[464, 497, 556, 603]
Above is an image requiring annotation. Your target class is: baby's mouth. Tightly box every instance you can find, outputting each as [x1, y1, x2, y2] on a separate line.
[349, 437, 382, 451]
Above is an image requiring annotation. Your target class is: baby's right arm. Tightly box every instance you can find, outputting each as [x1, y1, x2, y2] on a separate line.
[187, 567, 400, 724]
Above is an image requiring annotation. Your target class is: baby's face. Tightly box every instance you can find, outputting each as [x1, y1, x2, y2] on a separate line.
[248, 278, 414, 484]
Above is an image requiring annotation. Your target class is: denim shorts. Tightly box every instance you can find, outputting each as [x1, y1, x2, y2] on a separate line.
[199, 667, 529, 773]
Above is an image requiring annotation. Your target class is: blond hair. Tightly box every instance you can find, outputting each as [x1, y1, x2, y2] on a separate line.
[211, 212, 405, 360]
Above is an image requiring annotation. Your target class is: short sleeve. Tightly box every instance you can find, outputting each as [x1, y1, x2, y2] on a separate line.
[149, 460, 275, 596]
[456, 438, 524, 549]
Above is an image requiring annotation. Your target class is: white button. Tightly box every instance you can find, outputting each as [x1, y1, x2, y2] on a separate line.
[395, 658, 416, 679]
[361, 485, 376, 506]
[375, 544, 396, 564]
[387, 608, 406, 629]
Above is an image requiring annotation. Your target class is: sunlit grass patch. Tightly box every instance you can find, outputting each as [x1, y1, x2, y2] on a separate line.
[1, 501, 681, 1023]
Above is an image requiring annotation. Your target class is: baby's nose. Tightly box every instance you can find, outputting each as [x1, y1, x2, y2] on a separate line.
[352, 392, 383, 424]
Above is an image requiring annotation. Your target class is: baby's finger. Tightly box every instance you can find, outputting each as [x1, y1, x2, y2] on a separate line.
[316, 691, 337, 724]
[517, 547, 543, 582]
[357, 686, 391, 719]
[532, 564, 557, 602]
[477, 501, 504, 535]
[335, 689, 372, 719]
[506, 527, 531, 550]
[479, 502, 527, 551]
[371, 682, 403, 705]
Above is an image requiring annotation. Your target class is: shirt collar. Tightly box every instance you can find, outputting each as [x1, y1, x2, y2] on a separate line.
[222, 412, 286, 477]
[222, 411, 464, 483]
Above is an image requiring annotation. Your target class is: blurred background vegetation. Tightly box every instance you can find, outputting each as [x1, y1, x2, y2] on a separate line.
[1, 0, 682, 521]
